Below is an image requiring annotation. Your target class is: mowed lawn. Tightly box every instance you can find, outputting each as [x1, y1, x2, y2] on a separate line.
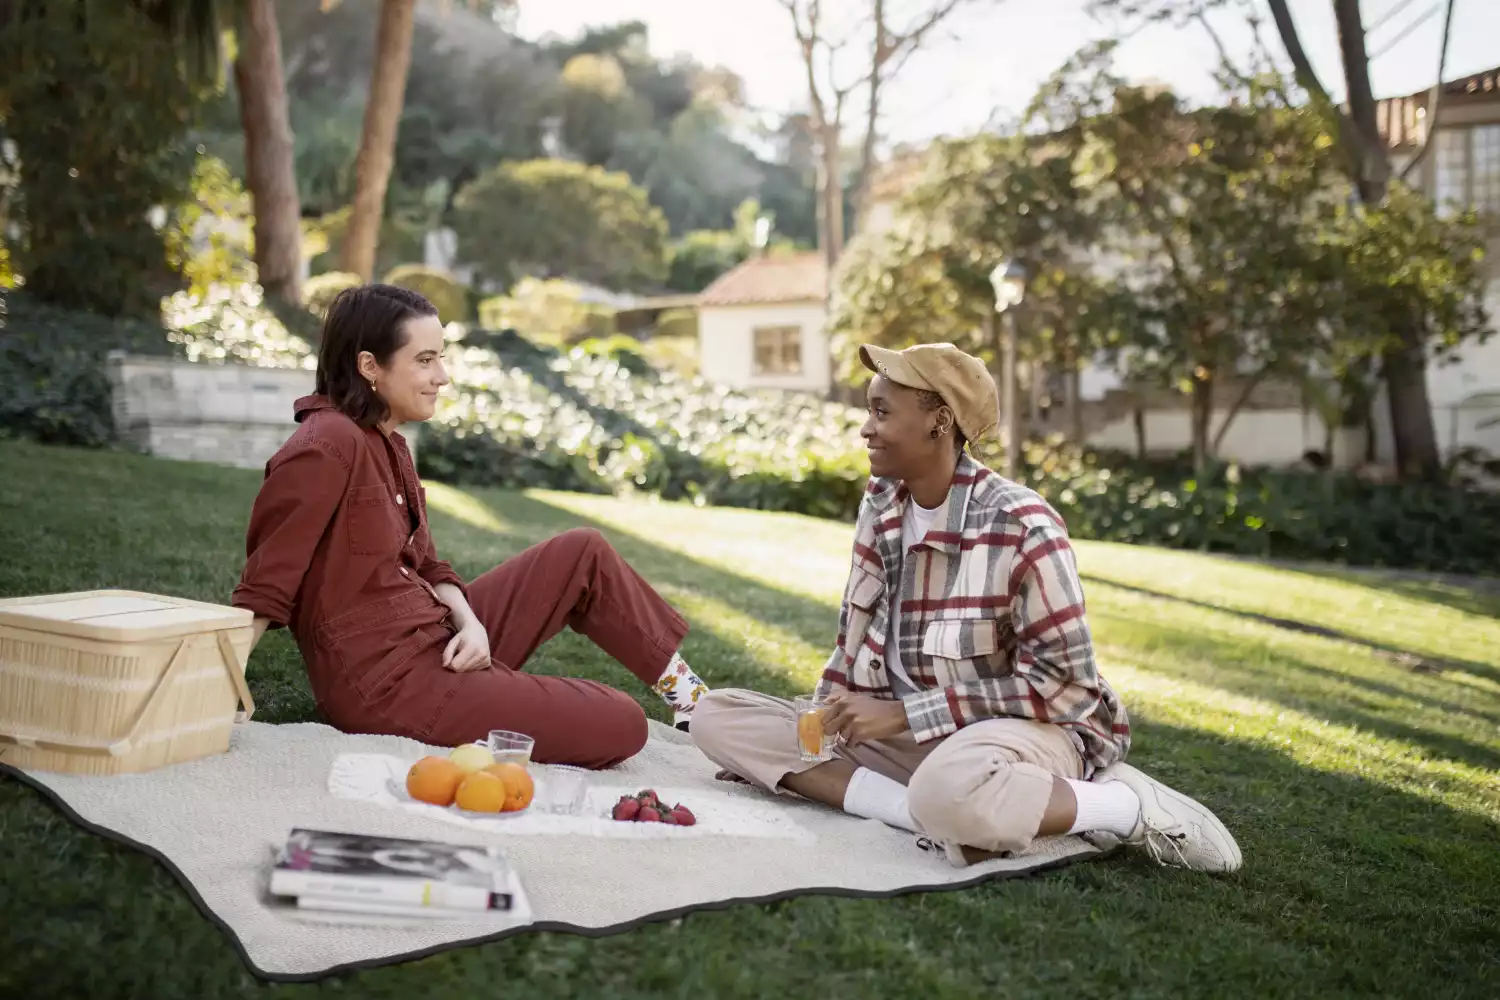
[1, 439, 1497, 1000]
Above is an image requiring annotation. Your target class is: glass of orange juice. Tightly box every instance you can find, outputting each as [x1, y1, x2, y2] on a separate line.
[794, 695, 833, 762]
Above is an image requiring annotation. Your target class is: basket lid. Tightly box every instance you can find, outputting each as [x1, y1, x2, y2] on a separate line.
[0, 590, 253, 642]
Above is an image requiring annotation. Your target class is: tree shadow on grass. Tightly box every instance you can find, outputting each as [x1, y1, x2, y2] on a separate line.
[1089, 607, 1500, 774]
[1280, 565, 1500, 622]
[1080, 573, 1500, 688]
[1077, 718, 1500, 998]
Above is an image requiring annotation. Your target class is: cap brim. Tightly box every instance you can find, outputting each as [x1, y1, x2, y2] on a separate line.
[858, 345, 936, 393]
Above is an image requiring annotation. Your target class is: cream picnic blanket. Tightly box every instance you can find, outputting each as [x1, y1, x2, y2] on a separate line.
[4, 719, 1108, 981]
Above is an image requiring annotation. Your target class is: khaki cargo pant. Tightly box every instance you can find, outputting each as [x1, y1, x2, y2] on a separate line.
[691, 689, 1083, 855]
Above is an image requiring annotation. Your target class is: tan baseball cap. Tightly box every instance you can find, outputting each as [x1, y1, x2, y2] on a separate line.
[859, 342, 1000, 444]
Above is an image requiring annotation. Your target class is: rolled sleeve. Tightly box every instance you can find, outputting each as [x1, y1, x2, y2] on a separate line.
[231, 441, 350, 627]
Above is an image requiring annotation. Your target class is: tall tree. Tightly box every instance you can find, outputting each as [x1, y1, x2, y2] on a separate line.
[1089, 0, 1454, 478]
[341, 0, 418, 281]
[777, 0, 995, 269]
[234, 0, 304, 305]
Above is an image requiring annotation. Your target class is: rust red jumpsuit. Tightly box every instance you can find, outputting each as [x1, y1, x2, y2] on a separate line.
[231, 395, 688, 768]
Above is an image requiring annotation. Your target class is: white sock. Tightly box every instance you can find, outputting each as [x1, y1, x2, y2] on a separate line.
[842, 767, 919, 833]
[1065, 778, 1141, 837]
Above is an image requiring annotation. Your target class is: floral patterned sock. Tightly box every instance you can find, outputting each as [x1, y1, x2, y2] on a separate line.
[651, 652, 710, 731]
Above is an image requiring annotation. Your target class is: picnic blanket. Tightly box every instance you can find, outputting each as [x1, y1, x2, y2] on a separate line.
[3, 719, 1111, 982]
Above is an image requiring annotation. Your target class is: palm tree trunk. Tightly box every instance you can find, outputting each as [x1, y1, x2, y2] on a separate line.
[234, 0, 303, 305]
[341, 0, 417, 281]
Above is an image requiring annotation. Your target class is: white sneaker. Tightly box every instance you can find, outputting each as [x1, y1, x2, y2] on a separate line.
[1097, 762, 1243, 873]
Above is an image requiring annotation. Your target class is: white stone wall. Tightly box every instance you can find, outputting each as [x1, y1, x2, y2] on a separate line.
[106, 353, 419, 470]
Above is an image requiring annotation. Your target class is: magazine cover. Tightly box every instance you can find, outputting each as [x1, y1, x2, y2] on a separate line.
[270, 828, 516, 911]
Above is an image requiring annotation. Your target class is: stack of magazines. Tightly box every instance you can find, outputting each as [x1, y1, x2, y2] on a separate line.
[267, 827, 528, 923]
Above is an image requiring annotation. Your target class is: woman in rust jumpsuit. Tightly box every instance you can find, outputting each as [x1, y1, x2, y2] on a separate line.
[232, 284, 711, 768]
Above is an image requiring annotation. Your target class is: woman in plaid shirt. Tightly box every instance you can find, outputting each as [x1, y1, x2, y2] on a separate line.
[692, 343, 1241, 872]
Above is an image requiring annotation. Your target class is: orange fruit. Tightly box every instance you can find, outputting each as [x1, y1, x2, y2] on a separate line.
[484, 762, 535, 812]
[406, 755, 464, 807]
[454, 769, 508, 813]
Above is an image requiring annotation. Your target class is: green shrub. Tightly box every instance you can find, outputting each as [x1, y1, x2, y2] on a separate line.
[8, 287, 1498, 575]
[477, 278, 617, 344]
[0, 295, 173, 446]
[163, 155, 257, 300]
[382, 264, 468, 324]
[418, 328, 869, 519]
[654, 307, 699, 342]
[451, 159, 668, 291]
[3, 4, 212, 316]
[572, 334, 653, 376]
[160, 284, 315, 369]
[303, 271, 363, 318]
[1010, 438, 1500, 577]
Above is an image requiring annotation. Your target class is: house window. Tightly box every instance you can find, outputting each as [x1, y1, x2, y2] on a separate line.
[1434, 125, 1500, 216]
[753, 325, 803, 376]
[1473, 124, 1500, 214]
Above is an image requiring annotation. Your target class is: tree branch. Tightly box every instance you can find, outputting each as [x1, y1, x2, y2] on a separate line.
[1398, 0, 1455, 183]
[1211, 365, 1272, 451]
[1194, 10, 1250, 86]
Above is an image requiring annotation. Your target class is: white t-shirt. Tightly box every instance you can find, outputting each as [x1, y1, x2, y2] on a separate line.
[885, 500, 942, 696]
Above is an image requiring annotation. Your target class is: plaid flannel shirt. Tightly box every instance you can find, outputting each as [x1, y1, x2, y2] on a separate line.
[815, 454, 1130, 776]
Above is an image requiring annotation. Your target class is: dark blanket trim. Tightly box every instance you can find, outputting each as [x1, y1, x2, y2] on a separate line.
[2, 764, 1118, 985]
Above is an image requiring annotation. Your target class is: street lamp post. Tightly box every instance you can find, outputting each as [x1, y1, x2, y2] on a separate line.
[990, 260, 1028, 480]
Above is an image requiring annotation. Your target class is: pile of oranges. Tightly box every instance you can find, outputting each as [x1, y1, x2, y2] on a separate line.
[405, 744, 534, 814]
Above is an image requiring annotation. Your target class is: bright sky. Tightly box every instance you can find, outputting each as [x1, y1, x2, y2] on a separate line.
[516, 0, 1500, 147]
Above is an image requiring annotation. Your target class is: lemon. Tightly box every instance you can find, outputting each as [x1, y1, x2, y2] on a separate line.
[448, 742, 495, 774]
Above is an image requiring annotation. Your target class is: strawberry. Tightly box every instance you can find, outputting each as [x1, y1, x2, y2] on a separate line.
[638, 806, 661, 822]
[660, 812, 678, 825]
[671, 806, 696, 827]
[612, 798, 640, 821]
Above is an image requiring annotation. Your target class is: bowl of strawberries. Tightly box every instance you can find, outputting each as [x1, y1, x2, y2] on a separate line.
[611, 788, 695, 826]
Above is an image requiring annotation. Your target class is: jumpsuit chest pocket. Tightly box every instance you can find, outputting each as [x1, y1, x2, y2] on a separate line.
[346, 484, 402, 555]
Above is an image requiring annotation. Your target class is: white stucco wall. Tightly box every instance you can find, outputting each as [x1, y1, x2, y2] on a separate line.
[698, 302, 831, 393]
[1087, 407, 1335, 466]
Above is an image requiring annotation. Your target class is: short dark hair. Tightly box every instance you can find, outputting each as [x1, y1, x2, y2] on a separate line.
[915, 388, 968, 454]
[315, 283, 438, 429]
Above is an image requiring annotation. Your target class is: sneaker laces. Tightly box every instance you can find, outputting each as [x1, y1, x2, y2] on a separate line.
[1140, 823, 1191, 868]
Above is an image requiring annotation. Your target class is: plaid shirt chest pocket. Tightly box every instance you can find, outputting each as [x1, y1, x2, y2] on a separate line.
[843, 568, 891, 693]
[918, 616, 1005, 688]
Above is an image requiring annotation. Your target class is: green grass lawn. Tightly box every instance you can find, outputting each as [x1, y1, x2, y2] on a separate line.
[2, 439, 1497, 999]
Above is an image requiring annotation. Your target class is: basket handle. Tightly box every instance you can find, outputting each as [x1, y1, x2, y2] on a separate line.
[216, 630, 257, 724]
[0, 628, 256, 760]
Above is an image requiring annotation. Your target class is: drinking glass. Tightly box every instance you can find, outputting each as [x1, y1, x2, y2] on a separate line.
[487, 730, 535, 768]
[794, 695, 833, 763]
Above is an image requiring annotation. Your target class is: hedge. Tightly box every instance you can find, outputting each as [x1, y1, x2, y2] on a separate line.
[3, 289, 1498, 575]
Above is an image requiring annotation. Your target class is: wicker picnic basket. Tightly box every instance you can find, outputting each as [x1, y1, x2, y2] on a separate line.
[0, 590, 256, 776]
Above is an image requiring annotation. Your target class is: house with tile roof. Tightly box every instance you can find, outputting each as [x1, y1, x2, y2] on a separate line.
[695, 251, 832, 393]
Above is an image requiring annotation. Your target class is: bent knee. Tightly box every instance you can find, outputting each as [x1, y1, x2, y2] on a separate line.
[906, 762, 973, 836]
[558, 526, 610, 555]
[590, 693, 649, 768]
